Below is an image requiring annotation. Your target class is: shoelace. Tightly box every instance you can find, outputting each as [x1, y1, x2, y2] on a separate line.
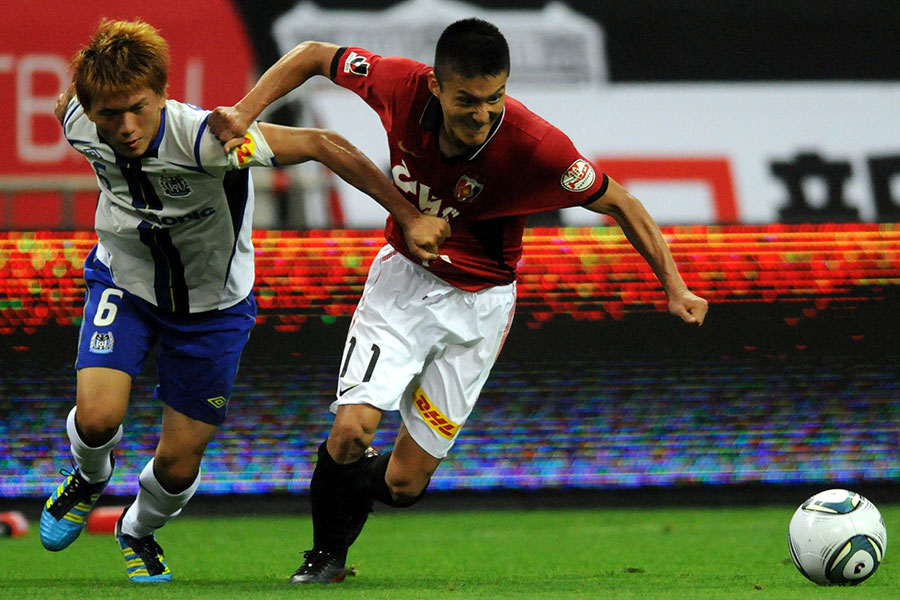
[126, 535, 166, 573]
[47, 467, 89, 518]
[299, 549, 334, 571]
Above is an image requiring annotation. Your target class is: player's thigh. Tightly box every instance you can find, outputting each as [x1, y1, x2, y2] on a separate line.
[75, 367, 132, 433]
[154, 295, 256, 427]
[75, 274, 155, 432]
[388, 422, 441, 492]
[399, 284, 515, 459]
[156, 404, 217, 474]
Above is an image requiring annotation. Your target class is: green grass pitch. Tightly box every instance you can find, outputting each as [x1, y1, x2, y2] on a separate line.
[1, 505, 895, 599]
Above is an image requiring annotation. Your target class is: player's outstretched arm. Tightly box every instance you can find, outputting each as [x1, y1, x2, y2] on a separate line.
[584, 177, 708, 326]
[209, 41, 341, 147]
[257, 123, 449, 260]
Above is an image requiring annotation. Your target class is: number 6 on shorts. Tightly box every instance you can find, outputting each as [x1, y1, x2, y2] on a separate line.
[93, 288, 124, 326]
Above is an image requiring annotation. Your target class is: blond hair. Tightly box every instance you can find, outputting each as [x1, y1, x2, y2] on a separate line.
[72, 19, 169, 110]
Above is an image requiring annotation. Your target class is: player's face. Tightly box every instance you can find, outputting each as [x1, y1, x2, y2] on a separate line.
[429, 70, 507, 155]
[86, 88, 166, 158]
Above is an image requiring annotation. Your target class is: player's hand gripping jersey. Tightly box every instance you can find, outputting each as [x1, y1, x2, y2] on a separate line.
[62, 98, 276, 312]
[331, 47, 609, 291]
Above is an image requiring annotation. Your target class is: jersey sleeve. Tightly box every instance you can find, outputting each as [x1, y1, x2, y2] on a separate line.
[62, 97, 98, 152]
[198, 118, 276, 171]
[329, 46, 423, 125]
[520, 127, 609, 212]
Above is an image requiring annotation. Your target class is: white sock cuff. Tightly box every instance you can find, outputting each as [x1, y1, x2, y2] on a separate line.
[66, 406, 123, 451]
[139, 458, 202, 502]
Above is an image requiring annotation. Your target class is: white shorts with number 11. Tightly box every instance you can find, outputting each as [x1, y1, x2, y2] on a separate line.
[331, 244, 516, 458]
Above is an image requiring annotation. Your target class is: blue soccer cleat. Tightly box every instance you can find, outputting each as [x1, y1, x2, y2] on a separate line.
[115, 511, 172, 582]
[40, 461, 112, 551]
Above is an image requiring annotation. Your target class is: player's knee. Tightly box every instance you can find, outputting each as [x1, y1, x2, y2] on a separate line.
[329, 421, 376, 462]
[385, 470, 430, 504]
[152, 454, 201, 494]
[73, 407, 122, 446]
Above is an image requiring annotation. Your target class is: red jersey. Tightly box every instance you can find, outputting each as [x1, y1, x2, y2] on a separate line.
[331, 47, 609, 291]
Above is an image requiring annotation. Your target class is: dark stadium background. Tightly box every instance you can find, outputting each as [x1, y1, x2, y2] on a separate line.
[2, 1, 899, 515]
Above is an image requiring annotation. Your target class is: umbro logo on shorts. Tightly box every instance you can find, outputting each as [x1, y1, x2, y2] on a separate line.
[206, 396, 227, 409]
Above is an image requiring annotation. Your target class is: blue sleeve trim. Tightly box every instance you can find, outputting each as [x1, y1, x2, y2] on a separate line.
[63, 101, 81, 129]
[193, 114, 212, 176]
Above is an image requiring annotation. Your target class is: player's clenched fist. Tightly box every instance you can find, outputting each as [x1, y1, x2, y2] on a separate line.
[667, 288, 708, 326]
[401, 214, 451, 262]
[208, 105, 254, 150]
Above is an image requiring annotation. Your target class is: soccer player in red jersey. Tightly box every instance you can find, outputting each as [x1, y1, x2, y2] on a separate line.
[211, 18, 708, 583]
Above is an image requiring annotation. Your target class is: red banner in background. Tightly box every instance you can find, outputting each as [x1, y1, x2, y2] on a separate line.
[0, 0, 254, 176]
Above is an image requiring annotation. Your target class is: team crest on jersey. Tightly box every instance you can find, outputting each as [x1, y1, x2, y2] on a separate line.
[560, 158, 596, 192]
[343, 51, 370, 76]
[453, 174, 484, 203]
[160, 175, 191, 197]
[89, 331, 114, 354]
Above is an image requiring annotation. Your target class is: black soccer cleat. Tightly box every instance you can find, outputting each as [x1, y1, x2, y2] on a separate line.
[289, 549, 351, 584]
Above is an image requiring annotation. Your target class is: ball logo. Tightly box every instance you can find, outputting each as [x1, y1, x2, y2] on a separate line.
[453, 174, 484, 203]
[413, 387, 459, 440]
[233, 133, 257, 166]
[560, 158, 596, 192]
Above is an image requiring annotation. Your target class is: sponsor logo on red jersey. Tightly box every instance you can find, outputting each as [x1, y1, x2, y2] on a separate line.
[453, 174, 484, 203]
[561, 158, 596, 192]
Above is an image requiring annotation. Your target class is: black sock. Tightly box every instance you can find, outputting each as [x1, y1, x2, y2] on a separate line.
[364, 451, 427, 508]
[309, 440, 373, 557]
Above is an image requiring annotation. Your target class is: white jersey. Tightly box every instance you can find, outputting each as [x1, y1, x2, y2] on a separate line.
[63, 98, 276, 313]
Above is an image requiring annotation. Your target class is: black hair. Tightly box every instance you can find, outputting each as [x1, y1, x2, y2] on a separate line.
[433, 18, 510, 84]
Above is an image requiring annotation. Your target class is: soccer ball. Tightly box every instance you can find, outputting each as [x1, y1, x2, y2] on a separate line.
[788, 489, 887, 585]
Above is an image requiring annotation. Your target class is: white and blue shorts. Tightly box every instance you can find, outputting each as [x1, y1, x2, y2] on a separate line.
[76, 246, 256, 426]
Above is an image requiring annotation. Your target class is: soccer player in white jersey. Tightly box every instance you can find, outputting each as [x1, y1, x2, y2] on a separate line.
[39, 19, 448, 583]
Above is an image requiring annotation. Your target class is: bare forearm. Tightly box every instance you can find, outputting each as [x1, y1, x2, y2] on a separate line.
[235, 41, 337, 122]
[256, 123, 449, 260]
[302, 129, 419, 224]
[586, 178, 687, 296]
[613, 203, 687, 296]
[587, 178, 707, 324]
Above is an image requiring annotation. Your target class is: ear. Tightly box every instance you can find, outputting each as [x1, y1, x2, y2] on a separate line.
[427, 70, 441, 98]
